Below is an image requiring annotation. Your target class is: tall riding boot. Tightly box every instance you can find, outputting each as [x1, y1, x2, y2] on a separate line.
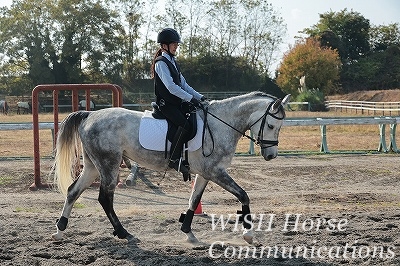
[168, 126, 190, 174]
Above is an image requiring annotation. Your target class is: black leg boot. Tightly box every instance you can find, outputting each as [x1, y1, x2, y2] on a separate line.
[168, 126, 190, 175]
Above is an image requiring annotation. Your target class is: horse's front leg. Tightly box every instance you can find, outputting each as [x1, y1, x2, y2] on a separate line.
[180, 174, 208, 243]
[211, 169, 254, 244]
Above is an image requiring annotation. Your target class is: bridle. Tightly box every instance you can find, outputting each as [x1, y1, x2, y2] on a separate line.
[200, 99, 285, 157]
[248, 100, 285, 149]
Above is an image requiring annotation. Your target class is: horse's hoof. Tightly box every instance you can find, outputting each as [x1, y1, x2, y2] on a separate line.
[191, 242, 209, 249]
[185, 231, 199, 244]
[126, 234, 140, 244]
[243, 229, 253, 244]
[51, 232, 63, 241]
[243, 235, 253, 244]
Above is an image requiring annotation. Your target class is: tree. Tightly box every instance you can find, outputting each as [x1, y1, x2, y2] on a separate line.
[177, 0, 210, 59]
[0, 0, 126, 94]
[343, 23, 400, 91]
[201, 0, 285, 74]
[301, 9, 400, 92]
[276, 38, 341, 97]
[343, 45, 400, 90]
[0, 0, 287, 96]
[369, 23, 400, 52]
[179, 54, 263, 92]
[304, 9, 370, 63]
[240, 0, 286, 74]
[0, 0, 55, 94]
[206, 0, 240, 57]
[52, 0, 126, 84]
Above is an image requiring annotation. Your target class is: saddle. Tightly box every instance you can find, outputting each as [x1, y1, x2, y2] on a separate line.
[138, 104, 202, 153]
[151, 102, 197, 143]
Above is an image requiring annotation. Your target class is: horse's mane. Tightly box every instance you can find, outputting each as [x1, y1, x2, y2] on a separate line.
[211, 91, 278, 105]
[247, 91, 278, 100]
[239, 91, 285, 117]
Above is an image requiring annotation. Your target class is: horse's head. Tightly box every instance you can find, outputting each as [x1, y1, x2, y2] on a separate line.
[251, 94, 290, 161]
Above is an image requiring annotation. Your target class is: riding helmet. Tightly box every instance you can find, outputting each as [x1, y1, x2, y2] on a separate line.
[157, 28, 181, 44]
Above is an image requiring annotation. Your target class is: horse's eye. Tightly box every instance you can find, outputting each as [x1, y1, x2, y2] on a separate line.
[268, 124, 274, 129]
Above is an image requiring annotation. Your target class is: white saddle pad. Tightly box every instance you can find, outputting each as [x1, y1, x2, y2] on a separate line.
[139, 110, 203, 152]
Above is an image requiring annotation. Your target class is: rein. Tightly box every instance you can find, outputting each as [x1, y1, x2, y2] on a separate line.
[200, 100, 285, 157]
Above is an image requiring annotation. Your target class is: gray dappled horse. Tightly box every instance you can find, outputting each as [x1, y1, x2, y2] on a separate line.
[16, 101, 31, 114]
[0, 100, 9, 115]
[78, 100, 95, 110]
[52, 92, 290, 244]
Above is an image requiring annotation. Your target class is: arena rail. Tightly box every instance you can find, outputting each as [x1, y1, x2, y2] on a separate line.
[282, 116, 399, 153]
[3, 116, 399, 158]
[31, 83, 123, 190]
[0, 122, 55, 130]
[41, 103, 151, 112]
[326, 100, 400, 116]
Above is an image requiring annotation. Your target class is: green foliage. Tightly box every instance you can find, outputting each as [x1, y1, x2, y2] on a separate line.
[342, 45, 400, 90]
[303, 9, 400, 92]
[304, 9, 370, 62]
[0, 2, 399, 97]
[0, 0, 127, 95]
[179, 55, 264, 92]
[0, 0, 287, 96]
[296, 89, 325, 111]
[369, 23, 400, 52]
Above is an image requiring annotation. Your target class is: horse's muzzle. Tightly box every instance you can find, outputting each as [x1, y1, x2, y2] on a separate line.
[261, 147, 277, 161]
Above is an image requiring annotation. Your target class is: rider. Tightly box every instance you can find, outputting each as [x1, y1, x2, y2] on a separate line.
[151, 28, 205, 177]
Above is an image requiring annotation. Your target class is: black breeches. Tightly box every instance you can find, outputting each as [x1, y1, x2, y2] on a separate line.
[159, 104, 191, 131]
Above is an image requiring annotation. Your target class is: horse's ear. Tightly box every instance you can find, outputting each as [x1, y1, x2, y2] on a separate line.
[271, 99, 282, 113]
[281, 94, 291, 107]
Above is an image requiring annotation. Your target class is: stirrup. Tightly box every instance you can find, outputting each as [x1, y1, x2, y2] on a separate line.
[183, 172, 191, 182]
[169, 158, 189, 174]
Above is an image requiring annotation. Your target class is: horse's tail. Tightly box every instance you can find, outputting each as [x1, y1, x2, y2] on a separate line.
[54, 111, 91, 195]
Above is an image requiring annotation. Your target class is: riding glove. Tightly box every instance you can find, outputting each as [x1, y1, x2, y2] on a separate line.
[190, 97, 202, 109]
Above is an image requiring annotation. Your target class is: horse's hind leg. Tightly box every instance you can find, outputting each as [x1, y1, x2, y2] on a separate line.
[52, 160, 98, 240]
[180, 174, 208, 243]
[97, 165, 135, 242]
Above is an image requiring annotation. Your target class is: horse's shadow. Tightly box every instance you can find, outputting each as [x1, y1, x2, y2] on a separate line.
[83, 237, 336, 266]
[80, 171, 334, 265]
[123, 169, 165, 195]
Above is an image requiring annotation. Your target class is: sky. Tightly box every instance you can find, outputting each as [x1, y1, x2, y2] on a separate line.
[0, 0, 399, 72]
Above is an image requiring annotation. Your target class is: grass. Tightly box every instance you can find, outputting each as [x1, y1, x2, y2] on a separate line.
[1, 113, 67, 157]
[1, 110, 399, 157]
[14, 206, 42, 213]
[0, 175, 13, 185]
[73, 202, 86, 209]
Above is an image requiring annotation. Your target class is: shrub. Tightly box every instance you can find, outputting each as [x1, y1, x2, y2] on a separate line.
[296, 89, 326, 111]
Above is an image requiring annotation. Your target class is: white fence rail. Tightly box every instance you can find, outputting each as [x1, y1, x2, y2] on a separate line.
[0, 122, 55, 130]
[287, 101, 310, 111]
[2, 116, 400, 155]
[326, 100, 400, 115]
[246, 116, 399, 154]
[283, 117, 399, 153]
